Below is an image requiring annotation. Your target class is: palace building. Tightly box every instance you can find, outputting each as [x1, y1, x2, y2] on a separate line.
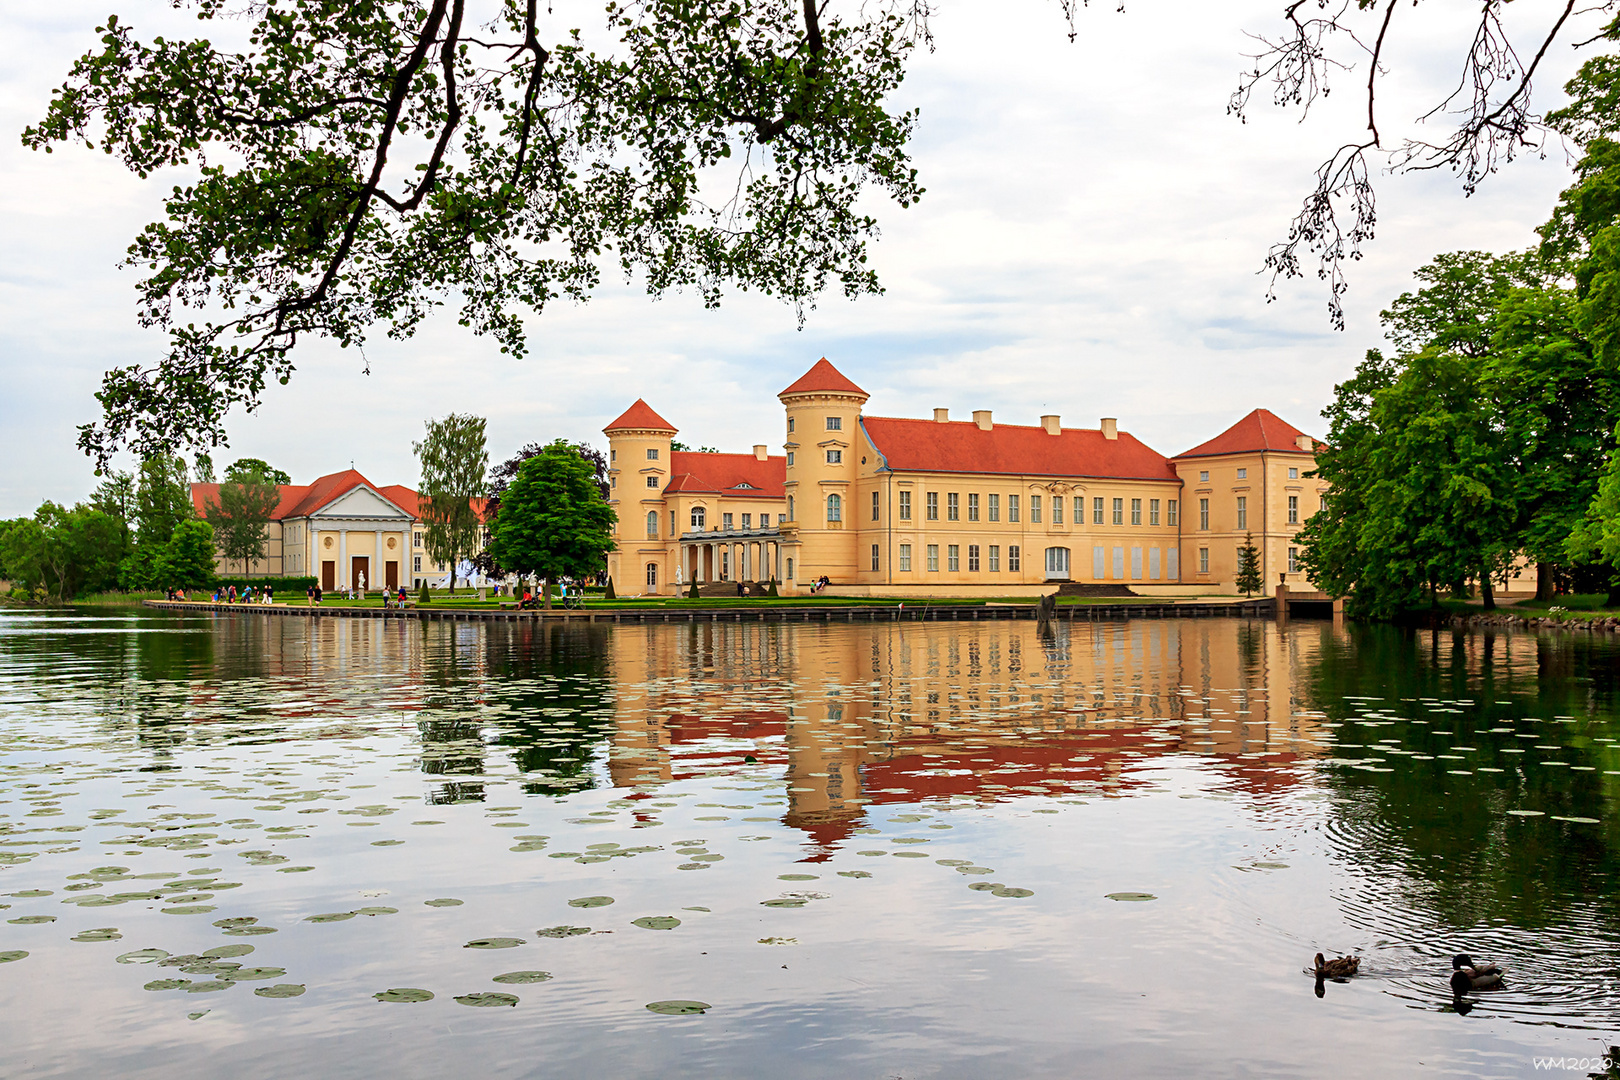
[604, 358, 1328, 597]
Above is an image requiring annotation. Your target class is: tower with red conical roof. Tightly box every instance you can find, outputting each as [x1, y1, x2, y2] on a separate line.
[603, 399, 679, 593]
[779, 358, 869, 589]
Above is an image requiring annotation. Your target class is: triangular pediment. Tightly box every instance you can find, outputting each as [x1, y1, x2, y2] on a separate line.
[313, 485, 412, 519]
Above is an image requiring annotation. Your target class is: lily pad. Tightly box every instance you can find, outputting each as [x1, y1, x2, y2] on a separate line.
[760, 898, 807, 908]
[203, 944, 255, 958]
[8, 915, 55, 925]
[307, 912, 356, 923]
[162, 905, 216, 916]
[144, 978, 192, 991]
[186, 980, 234, 993]
[455, 992, 519, 1007]
[213, 916, 258, 928]
[777, 874, 818, 881]
[967, 882, 997, 892]
[836, 871, 873, 879]
[991, 886, 1034, 898]
[465, 937, 525, 949]
[492, 971, 552, 984]
[224, 925, 277, 936]
[632, 916, 681, 930]
[568, 896, 614, 909]
[355, 906, 398, 916]
[955, 866, 993, 876]
[424, 898, 464, 908]
[225, 967, 287, 981]
[1251, 862, 1290, 870]
[535, 926, 590, 938]
[0, 951, 28, 963]
[374, 987, 434, 1003]
[645, 999, 710, 1015]
[1105, 892, 1157, 902]
[71, 928, 122, 942]
[254, 983, 306, 998]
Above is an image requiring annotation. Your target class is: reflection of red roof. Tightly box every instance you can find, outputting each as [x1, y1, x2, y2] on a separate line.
[1175, 408, 1317, 458]
[862, 417, 1178, 481]
[662, 452, 786, 498]
[190, 471, 483, 521]
[779, 358, 867, 399]
[604, 399, 678, 434]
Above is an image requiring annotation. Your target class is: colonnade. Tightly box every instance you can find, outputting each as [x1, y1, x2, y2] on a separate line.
[680, 537, 786, 585]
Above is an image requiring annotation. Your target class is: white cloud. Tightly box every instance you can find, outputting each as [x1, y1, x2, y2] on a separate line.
[0, 0, 1599, 514]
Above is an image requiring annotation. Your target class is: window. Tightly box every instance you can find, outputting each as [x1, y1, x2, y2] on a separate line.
[647, 447, 659, 460]
[1198, 547, 1209, 573]
[826, 449, 842, 464]
[611, 477, 617, 489]
[948, 544, 960, 572]
[788, 417, 795, 433]
[1074, 496, 1084, 524]
[927, 492, 939, 520]
[1030, 496, 1042, 523]
[1236, 497, 1247, 530]
[1288, 546, 1300, 573]
[670, 511, 676, 536]
[413, 556, 421, 572]
[1199, 470, 1209, 482]
[723, 513, 734, 530]
[826, 495, 841, 523]
[646, 511, 659, 538]
[1131, 498, 1142, 525]
[778, 514, 787, 525]
[968, 493, 980, 521]
[610, 449, 616, 462]
[1008, 495, 1020, 522]
[786, 497, 794, 521]
[787, 557, 794, 579]
[988, 493, 1000, 521]
[899, 544, 912, 572]
[1237, 468, 1247, 480]
[741, 513, 752, 528]
[900, 490, 912, 520]
[786, 452, 795, 466]
[691, 506, 706, 529]
[1288, 467, 1299, 479]
[1320, 494, 1328, 513]
[1168, 499, 1178, 527]
[947, 493, 960, 521]
[1093, 546, 1105, 578]
[1288, 496, 1299, 524]
[1093, 497, 1104, 525]
[646, 475, 660, 488]
[1008, 545, 1021, 572]
[870, 491, 880, 521]
[646, 563, 658, 589]
[871, 544, 881, 572]
[968, 544, 980, 572]
[1149, 499, 1160, 526]
[826, 416, 842, 430]
[926, 544, 940, 572]
[1199, 498, 1209, 530]
[1052, 498, 1063, 525]
[413, 532, 422, 547]
[1112, 498, 1124, 526]
[988, 545, 1000, 572]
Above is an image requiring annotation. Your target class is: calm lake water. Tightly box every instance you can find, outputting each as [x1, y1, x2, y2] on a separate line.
[3, 608, 1620, 1078]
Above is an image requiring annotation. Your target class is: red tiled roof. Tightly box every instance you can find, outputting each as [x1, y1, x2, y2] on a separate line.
[661, 451, 786, 498]
[1175, 408, 1317, 458]
[190, 471, 427, 522]
[604, 399, 678, 433]
[779, 358, 867, 399]
[861, 417, 1179, 481]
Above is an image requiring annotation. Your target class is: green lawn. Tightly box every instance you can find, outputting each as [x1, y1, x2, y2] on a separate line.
[160, 591, 1243, 612]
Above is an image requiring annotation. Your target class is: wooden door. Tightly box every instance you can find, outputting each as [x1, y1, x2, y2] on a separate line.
[321, 561, 335, 591]
[351, 556, 369, 591]
[385, 560, 399, 591]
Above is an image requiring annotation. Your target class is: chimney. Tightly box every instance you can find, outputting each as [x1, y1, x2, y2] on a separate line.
[1101, 417, 1118, 441]
[973, 410, 993, 431]
[753, 444, 768, 461]
[933, 408, 950, 423]
[1296, 434, 1314, 451]
[1041, 414, 1060, 435]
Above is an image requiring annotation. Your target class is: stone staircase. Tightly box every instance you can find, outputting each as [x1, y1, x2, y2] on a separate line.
[1055, 582, 1138, 598]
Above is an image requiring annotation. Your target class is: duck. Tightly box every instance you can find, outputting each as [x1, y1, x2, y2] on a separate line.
[1450, 953, 1503, 994]
[1314, 953, 1361, 979]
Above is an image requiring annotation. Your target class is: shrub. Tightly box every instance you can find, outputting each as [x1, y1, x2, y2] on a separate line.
[688, 578, 700, 599]
[767, 577, 779, 597]
[604, 577, 616, 600]
[418, 582, 430, 605]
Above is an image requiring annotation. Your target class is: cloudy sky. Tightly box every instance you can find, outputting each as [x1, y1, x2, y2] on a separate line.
[0, 1, 1601, 516]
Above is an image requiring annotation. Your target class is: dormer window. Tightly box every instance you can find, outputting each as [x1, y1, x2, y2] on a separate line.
[734, 482, 755, 489]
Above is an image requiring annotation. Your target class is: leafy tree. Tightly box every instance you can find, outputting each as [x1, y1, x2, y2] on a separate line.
[670, 441, 719, 454]
[133, 455, 195, 549]
[488, 441, 616, 609]
[476, 441, 606, 577]
[223, 458, 292, 486]
[0, 518, 47, 592]
[415, 414, 488, 594]
[4, 503, 128, 600]
[1234, 533, 1263, 597]
[204, 469, 283, 576]
[90, 471, 137, 527]
[160, 518, 216, 589]
[193, 453, 216, 484]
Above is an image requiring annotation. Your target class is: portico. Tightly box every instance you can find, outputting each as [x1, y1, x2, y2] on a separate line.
[677, 526, 785, 585]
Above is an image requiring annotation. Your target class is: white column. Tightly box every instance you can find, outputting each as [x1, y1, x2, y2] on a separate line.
[339, 529, 348, 588]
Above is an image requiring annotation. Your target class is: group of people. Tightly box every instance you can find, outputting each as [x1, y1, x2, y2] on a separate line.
[162, 587, 188, 602]
[202, 584, 274, 604]
[809, 575, 832, 593]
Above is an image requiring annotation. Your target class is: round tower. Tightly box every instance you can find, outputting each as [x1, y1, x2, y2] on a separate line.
[603, 399, 678, 595]
[779, 359, 869, 591]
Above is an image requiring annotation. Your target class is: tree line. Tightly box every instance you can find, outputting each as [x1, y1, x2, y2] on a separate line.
[1300, 41, 1620, 618]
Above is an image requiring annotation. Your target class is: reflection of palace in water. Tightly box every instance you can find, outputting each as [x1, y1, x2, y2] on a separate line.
[606, 619, 1341, 852]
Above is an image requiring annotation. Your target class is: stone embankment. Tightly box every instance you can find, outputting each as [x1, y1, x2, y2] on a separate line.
[1448, 611, 1620, 633]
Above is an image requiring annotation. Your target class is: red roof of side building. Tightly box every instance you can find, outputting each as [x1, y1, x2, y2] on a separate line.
[779, 358, 868, 399]
[861, 417, 1179, 481]
[1175, 408, 1318, 458]
[190, 471, 429, 522]
[661, 451, 786, 498]
[604, 398, 678, 433]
